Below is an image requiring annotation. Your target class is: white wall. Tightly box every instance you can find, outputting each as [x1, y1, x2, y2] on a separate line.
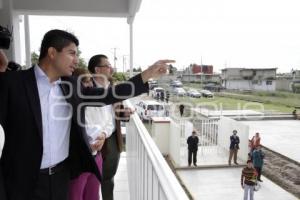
[151, 117, 171, 155]
[169, 120, 181, 167]
[218, 117, 249, 162]
[276, 79, 293, 91]
[225, 80, 275, 91]
[225, 80, 252, 90]
[253, 80, 275, 91]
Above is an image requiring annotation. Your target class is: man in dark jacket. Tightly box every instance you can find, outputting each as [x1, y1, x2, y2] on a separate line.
[0, 29, 174, 200]
[229, 130, 240, 165]
[187, 130, 199, 167]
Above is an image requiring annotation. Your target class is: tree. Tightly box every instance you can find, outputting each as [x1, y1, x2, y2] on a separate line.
[31, 52, 39, 65]
[169, 64, 177, 75]
[112, 72, 127, 82]
[133, 67, 142, 72]
[77, 49, 87, 68]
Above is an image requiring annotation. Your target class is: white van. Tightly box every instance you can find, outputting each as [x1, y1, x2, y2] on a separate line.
[136, 100, 165, 120]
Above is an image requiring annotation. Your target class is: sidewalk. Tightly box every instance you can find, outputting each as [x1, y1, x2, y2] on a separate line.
[113, 152, 130, 200]
[177, 167, 298, 200]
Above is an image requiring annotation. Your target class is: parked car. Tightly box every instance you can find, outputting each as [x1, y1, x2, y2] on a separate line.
[173, 87, 186, 96]
[149, 79, 158, 90]
[187, 89, 201, 98]
[170, 80, 183, 87]
[152, 87, 165, 100]
[200, 89, 214, 98]
[136, 100, 165, 120]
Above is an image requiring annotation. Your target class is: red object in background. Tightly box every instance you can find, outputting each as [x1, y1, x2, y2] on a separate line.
[191, 64, 213, 74]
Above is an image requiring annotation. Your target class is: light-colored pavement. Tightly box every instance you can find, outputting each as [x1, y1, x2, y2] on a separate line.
[113, 152, 130, 200]
[241, 120, 300, 163]
[179, 145, 244, 167]
[177, 168, 298, 200]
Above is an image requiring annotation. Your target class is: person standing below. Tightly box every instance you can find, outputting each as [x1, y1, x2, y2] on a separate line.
[250, 132, 261, 152]
[165, 91, 170, 103]
[241, 160, 257, 200]
[179, 104, 185, 117]
[187, 130, 199, 167]
[229, 130, 240, 165]
[252, 146, 264, 182]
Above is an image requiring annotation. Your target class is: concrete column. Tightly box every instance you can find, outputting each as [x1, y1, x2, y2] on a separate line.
[24, 14, 31, 68]
[151, 117, 171, 155]
[11, 13, 22, 64]
[129, 21, 133, 77]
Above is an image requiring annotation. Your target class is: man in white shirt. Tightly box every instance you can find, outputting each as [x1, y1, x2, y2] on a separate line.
[87, 54, 133, 200]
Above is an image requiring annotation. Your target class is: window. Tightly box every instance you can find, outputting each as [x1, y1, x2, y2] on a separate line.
[266, 80, 272, 85]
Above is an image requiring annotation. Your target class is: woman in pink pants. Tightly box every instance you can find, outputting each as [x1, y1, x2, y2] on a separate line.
[68, 68, 106, 200]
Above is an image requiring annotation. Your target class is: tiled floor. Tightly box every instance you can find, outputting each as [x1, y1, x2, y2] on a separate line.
[113, 152, 130, 200]
[179, 145, 244, 167]
[241, 120, 300, 163]
[178, 167, 298, 200]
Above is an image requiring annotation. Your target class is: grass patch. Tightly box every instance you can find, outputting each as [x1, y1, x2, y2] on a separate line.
[171, 96, 293, 113]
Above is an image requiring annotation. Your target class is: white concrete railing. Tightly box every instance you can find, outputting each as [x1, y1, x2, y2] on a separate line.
[125, 100, 189, 200]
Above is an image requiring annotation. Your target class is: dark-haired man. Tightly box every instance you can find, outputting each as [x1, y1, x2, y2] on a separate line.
[187, 130, 199, 167]
[228, 130, 240, 165]
[87, 54, 132, 200]
[0, 29, 174, 200]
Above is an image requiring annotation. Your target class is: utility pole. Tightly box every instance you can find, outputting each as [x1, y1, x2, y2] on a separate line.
[122, 55, 128, 73]
[113, 47, 117, 73]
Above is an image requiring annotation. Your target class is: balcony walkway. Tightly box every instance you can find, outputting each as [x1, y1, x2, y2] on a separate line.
[113, 152, 130, 200]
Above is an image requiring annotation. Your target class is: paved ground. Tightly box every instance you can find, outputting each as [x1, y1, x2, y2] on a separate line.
[179, 145, 244, 167]
[241, 120, 300, 163]
[113, 153, 130, 200]
[177, 168, 298, 200]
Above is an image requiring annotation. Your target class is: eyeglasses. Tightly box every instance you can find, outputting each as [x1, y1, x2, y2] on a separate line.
[96, 64, 111, 68]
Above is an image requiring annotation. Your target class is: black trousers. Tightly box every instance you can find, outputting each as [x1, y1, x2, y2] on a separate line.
[0, 166, 7, 200]
[31, 167, 70, 200]
[188, 150, 197, 165]
[101, 133, 121, 200]
[255, 167, 262, 180]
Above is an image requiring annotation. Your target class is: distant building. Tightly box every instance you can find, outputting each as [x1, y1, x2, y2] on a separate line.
[276, 69, 300, 91]
[181, 64, 220, 83]
[191, 64, 213, 74]
[221, 68, 277, 91]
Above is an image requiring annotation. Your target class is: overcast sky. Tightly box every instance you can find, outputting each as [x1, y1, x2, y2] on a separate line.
[26, 0, 300, 73]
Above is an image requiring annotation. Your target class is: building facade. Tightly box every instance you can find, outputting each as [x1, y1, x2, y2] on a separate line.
[221, 68, 277, 91]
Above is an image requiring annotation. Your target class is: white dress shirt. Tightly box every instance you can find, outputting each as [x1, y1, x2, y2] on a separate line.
[84, 81, 116, 150]
[34, 65, 72, 169]
[0, 124, 4, 158]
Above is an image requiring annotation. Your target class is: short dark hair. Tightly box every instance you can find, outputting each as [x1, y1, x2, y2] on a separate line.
[39, 29, 79, 61]
[88, 54, 108, 74]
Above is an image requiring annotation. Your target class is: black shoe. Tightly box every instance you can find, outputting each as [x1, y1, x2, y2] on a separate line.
[234, 162, 239, 165]
[194, 163, 197, 167]
[258, 179, 263, 182]
[188, 164, 191, 167]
